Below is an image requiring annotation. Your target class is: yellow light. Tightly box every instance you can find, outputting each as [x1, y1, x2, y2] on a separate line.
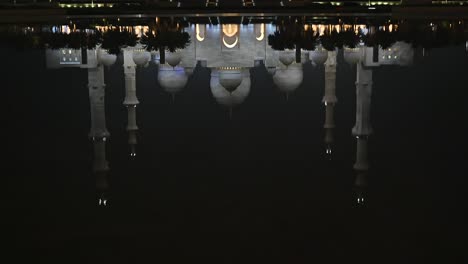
[256, 23, 265, 41]
[223, 24, 238, 37]
[196, 24, 205, 41]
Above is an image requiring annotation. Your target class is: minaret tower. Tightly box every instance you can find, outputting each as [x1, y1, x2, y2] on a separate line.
[88, 65, 110, 206]
[323, 50, 338, 158]
[352, 62, 373, 206]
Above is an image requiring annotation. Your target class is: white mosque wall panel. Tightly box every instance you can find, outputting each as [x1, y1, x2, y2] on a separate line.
[46, 48, 98, 69]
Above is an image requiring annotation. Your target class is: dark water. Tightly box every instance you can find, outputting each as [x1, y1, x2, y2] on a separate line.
[6, 44, 468, 262]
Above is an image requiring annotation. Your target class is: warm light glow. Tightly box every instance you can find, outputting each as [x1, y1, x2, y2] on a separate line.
[255, 24, 265, 41]
[61, 25, 71, 34]
[196, 24, 205, 42]
[222, 24, 239, 49]
[222, 24, 238, 37]
[334, 25, 340, 33]
[223, 37, 239, 49]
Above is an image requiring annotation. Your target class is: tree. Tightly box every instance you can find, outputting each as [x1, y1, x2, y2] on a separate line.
[140, 23, 190, 64]
[101, 29, 138, 55]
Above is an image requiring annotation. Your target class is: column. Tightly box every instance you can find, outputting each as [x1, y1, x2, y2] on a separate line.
[323, 50, 337, 157]
[88, 65, 110, 206]
[352, 62, 373, 206]
[123, 50, 139, 157]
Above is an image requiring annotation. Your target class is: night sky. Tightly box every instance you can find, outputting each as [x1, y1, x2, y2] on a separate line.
[6, 44, 468, 263]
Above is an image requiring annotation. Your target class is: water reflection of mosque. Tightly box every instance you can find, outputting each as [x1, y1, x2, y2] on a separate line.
[46, 23, 415, 206]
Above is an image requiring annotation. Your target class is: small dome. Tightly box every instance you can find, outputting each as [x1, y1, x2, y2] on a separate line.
[132, 50, 151, 66]
[219, 69, 243, 93]
[211, 70, 250, 107]
[343, 47, 362, 65]
[158, 65, 188, 94]
[98, 49, 117, 66]
[309, 49, 328, 65]
[165, 52, 182, 67]
[278, 50, 295, 66]
[273, 64, 303, 93]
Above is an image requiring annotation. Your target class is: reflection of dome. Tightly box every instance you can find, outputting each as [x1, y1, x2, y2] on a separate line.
[166, 52, 182, 67]
[98, 49, 117, 66]
[278, 50, 295, 66]
[272, 64, 303, 93]
[158, 65, 188, 94]
[132, 50, 151, 66]
[309, 49, 328, 65]
[219, 69, 242, 93]
[343, 47, 362, 65]
[210, 69, 250, 107]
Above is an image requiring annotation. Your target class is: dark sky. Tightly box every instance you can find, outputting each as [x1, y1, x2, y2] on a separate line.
[6, 44, 468, 263]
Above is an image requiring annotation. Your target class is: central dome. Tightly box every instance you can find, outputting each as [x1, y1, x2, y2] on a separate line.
[218, 68, 243, 92]
[210, 69, 250, 107]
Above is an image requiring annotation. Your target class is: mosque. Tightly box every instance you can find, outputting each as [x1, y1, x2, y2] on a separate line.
[45, 22, 415, 205]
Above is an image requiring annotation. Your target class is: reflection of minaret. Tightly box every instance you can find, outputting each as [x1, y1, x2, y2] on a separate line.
[323, 50, 337, 159]
[123, 64, 139, 157]
[123, 49, 147, 157]
[88, 65, 110, 206]
[352, 62, 373, 206]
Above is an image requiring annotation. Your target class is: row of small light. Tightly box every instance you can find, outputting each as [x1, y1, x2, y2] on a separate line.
[219, 66, 242, 70]
[59, 3, 111, 8]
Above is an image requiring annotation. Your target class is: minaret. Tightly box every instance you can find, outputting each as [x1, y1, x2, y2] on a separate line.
[352, 62, 373, 206]
[88, 65, 110, 206]
[323, 50, 337, 158]
[123, 50, 139, 157]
